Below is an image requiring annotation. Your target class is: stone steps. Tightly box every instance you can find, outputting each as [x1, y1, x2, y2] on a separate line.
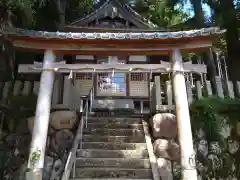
[77, 149, 149, 159]
[73, 117, 152, 180]
[86, 117, 142, 124]
[70, 179, 152, 180]
[87, 123, 144, 130]
[83, 128, 144, 136]
[81, 142, 147, 150]
[76, 158, 151, 169]
[73, 167, 152, 179]
[83, 135, 145, 143]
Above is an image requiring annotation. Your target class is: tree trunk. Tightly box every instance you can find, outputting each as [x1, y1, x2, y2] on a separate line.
[190, 1, 219, 93]
[56, 0, 67, 103]
[221, 0, 240, 84]
[190, 0, 205, 27]
[204, 49, 217, 94]
[56, 0, 67, 31]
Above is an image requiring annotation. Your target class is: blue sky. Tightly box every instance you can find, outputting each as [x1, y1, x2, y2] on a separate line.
[182, 0, 211, 18]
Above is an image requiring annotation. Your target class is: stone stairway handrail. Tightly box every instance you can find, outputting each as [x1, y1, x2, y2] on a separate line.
[61, 87, 93, 180]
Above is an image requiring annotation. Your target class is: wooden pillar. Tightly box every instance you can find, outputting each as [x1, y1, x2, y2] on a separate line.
[26, 50, 56, 179]
[171, 48, 197, 180]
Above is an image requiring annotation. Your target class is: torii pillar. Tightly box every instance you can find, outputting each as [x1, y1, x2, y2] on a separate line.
[26, 50, 56, 179]
[171, 48, 198, 180]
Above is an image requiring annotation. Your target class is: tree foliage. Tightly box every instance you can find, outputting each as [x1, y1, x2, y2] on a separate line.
[0, 0, 240, 83]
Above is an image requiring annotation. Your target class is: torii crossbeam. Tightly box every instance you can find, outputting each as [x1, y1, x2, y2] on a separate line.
[18, 63, 207, 73]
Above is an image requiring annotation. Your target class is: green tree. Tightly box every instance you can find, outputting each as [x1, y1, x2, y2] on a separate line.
[167, 0, 205, 27]
[128, 0, 190, 28]
[206, 0, 240, 85]
[34, 0, 93, 30]
[0, 0, 35, 81]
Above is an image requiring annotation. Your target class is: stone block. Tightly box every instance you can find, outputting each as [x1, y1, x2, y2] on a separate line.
[150, 113, 177, 139]
[153, 139, 180, 161]
[50, 111, 77, 130]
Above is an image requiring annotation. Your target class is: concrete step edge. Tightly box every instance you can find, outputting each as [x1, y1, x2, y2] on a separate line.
[86, 117, 142, 120]
[69, 178, 153, 180]
[86, 125, 144, 130]
[82, 142, 147, 146]
[81, 142, 147, 150]
[73, 168, 152, 178]
[77, 149, 149, 158]
[84, 128, 144, 131]
[88, 123, 143, 125]
[75, 157, 151, 168]
[82, 142, 146, 145]
[75, 167, 151, 171]
[82, 135, 145, 143]
[76, 157, 150, 160]
[77, 149, 147, 152]
[83, 135, 144, 138]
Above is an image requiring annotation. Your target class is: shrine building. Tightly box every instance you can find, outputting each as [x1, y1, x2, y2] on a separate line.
[2, 0, 223, 113]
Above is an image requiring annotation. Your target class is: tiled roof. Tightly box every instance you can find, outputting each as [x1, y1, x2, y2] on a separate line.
[1, 27, 225, 40]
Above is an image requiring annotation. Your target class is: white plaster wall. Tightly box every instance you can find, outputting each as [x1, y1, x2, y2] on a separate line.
[76, 55, 94, 60]
[75, 79, 93, 96]
[97, 89, 126, 96]
[129, 55, 147, 62]
[129, 81, 148, 97]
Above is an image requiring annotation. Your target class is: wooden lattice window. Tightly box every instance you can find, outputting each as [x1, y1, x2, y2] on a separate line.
[130, 73, 148, 81]
[75, 73, 93, 80]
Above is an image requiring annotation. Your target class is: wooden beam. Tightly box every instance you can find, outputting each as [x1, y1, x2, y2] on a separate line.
[12, 39, 212, 55]
[18, 63, 207, 74]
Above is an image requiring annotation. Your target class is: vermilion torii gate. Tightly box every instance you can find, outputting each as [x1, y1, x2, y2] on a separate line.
[1, 27, 224, 180]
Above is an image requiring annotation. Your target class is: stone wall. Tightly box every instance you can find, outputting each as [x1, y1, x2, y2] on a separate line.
[0, 110, 79, 180]
[150, 110, 240, 180]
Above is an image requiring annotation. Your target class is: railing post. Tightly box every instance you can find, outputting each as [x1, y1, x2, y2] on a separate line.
[140, 100, 144, 114]
[154, 76, 162, 111]
[85, 102, 89, 128]
[90, 90, 93, 113]
[171, 48, 197, 180]
[80, 99, 83, 113]
[73, 162, 76, 178]
[26, 50, 56, 180]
